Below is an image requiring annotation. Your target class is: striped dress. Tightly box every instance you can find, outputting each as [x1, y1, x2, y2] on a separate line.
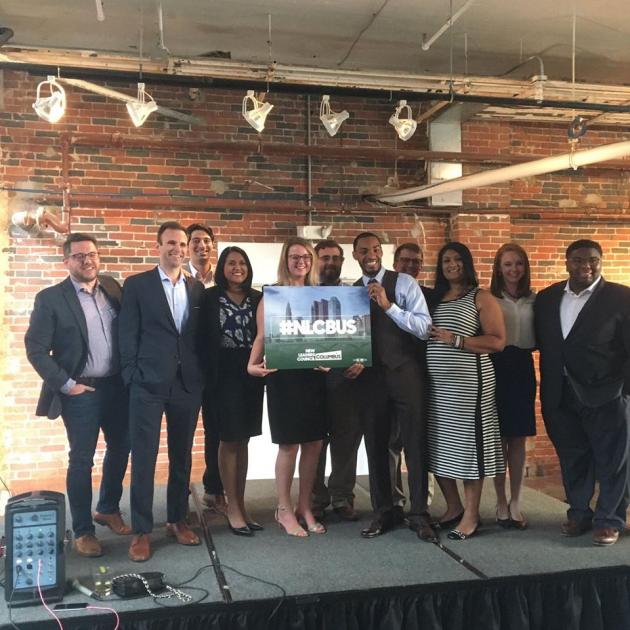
[426, 288, 505, 480]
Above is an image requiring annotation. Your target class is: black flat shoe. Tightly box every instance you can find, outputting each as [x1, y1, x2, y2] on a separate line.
[434, 511, 464, 530]
[229, 523, 254, 537]
[246, 521, 265, 531]
[496, 509, 511, 529]
[447, 524, 480, 541]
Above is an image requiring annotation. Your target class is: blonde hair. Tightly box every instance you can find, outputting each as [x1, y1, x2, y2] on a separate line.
[276, 237, 319, 286]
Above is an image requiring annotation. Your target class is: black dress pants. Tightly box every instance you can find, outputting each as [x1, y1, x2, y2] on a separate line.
[357, 360, 429, 523]
[545, 379, 630, 530]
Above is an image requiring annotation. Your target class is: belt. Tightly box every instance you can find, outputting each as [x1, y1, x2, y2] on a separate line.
[75, 375, 119, 387]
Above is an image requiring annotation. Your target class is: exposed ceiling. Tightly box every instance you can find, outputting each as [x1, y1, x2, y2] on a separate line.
[2, 0, 630, 125]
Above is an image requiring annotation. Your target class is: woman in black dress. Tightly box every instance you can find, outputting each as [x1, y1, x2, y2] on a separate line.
[200, 246, 264, 536]
[490, 243, 536, 530]
[248, 237, 327, 537]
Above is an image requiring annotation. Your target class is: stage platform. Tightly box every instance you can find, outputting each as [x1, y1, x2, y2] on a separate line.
[2, 478, 630, 630]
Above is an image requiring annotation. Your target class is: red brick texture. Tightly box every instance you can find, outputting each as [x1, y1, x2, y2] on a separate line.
[3, 68, 630, 493]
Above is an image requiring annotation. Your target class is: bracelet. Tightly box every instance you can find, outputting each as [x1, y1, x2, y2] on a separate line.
[450, 334, 465, 350]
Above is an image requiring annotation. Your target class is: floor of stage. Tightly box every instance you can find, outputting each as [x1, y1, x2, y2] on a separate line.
[2, 476, 629, 628]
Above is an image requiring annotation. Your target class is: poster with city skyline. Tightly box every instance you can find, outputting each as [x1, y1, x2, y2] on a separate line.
[263, 286, 372, 369]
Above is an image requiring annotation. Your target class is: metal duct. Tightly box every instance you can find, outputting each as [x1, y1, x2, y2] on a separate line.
[373, 139, 630, 205]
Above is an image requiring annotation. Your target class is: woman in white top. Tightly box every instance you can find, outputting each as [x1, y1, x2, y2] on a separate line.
[490, 243, 537, 530]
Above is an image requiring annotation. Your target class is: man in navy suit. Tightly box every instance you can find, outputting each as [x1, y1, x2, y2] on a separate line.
[535, 239, 630, 546]
[119, 221, 205, 561]
[25, 233, 130, 557]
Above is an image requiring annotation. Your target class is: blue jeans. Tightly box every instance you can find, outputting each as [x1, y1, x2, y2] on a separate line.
[60, 376, 130, 537]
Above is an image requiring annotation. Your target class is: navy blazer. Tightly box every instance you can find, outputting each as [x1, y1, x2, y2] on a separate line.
[24, 275, 122, 419]
[118, 267, 204, 393]
[534, 276, 630, 411]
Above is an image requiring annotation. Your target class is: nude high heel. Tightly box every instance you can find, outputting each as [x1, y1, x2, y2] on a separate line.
[275, 507, 308, 537]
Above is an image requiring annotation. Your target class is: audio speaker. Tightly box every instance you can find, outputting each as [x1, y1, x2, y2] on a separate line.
[5, 490, 66, 607]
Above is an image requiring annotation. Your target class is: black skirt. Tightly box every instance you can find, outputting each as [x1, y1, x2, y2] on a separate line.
[491, 345, 537, 437]
[214, 348, 264, 442]
[265, 369, 327, 444]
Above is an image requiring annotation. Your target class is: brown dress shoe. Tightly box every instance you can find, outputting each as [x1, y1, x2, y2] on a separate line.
[93, 511, 132, 535]
[74, 534, 103, 558]
[561, 519, 592, 537]
[166, 521, 201, 546]
[128, 534, 151, 562]
[593, 527, 620, 546]
[333, 505, 359, 522]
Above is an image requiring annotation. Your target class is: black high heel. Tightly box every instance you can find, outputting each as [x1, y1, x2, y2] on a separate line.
[228, 521, 254, 537]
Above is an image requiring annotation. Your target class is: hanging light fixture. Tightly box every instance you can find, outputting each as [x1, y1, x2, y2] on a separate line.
[242, 90, 273, 132]
[319, 95, 349, 137]
[126, 82, 158, 127]
[32, 76, 66, 123]
[388, 100, 417, 141]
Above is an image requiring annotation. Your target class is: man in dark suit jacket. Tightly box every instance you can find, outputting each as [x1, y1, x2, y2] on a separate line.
[119, 221, 205, 562]
[24, 233, 130, 558]
[535, 239, 630, 546]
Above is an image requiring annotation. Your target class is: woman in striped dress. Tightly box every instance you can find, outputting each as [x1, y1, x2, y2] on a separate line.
[427, 242, 506, 540]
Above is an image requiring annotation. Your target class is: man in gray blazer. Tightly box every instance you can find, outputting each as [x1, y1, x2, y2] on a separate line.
[25, 233, 130, 557]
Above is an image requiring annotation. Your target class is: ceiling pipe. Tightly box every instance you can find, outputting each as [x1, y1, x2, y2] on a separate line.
[372, 139, 630, 204]
[421, 0, 476, 51]
[64, 133, 630, 171]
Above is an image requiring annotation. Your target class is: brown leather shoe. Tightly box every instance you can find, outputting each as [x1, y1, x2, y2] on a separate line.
[593, 527, 620, 546]
[166, 521, 201, 546]
[561, 519, 592, 537]
[74, 534, 103, 558]
[128, 534, 151, 562]
[333, 504, 359, 522]
[93, 511, 132, 535]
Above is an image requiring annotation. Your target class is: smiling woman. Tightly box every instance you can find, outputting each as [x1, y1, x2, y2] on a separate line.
[247, 236, 327, 538]
[426, 241, 506, 541]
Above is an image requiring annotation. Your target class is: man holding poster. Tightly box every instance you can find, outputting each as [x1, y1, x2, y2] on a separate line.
[352, 232, 435, 542]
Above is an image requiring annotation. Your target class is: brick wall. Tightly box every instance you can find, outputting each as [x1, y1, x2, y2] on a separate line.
[3, 67, 630, 493]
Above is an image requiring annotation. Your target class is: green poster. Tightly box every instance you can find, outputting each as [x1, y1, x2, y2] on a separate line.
[264, 286, 372, 369]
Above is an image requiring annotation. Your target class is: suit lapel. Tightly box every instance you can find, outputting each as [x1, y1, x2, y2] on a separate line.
[61, 277, 89, 344]
[566, 277, 605, 340]
[151, 267, 178, 332]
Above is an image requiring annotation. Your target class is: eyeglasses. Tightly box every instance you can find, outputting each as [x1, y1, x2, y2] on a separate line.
[68, 252, 99, 263]
[288, 254, 312, 263]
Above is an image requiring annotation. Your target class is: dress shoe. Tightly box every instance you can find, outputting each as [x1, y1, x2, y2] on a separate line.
[409, 521, 438, 542]
[166, 521, 201, 545]
[361, 512, 396, 539]
[128, 534, 151, 562]
[333, 505, 359, 522]
[433, 511, 465, 530]
[495, 508, 511, 529]
[229, 522, 254, 537]
[447, 522, 480, 541]
[93, 511, 132, 535]
[246, 521, 265, 532]
[561, 519, 592, 537]
[592, 527, 620, 546]
[275, 507, 308, 537]
[74, 534, 102, 558]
